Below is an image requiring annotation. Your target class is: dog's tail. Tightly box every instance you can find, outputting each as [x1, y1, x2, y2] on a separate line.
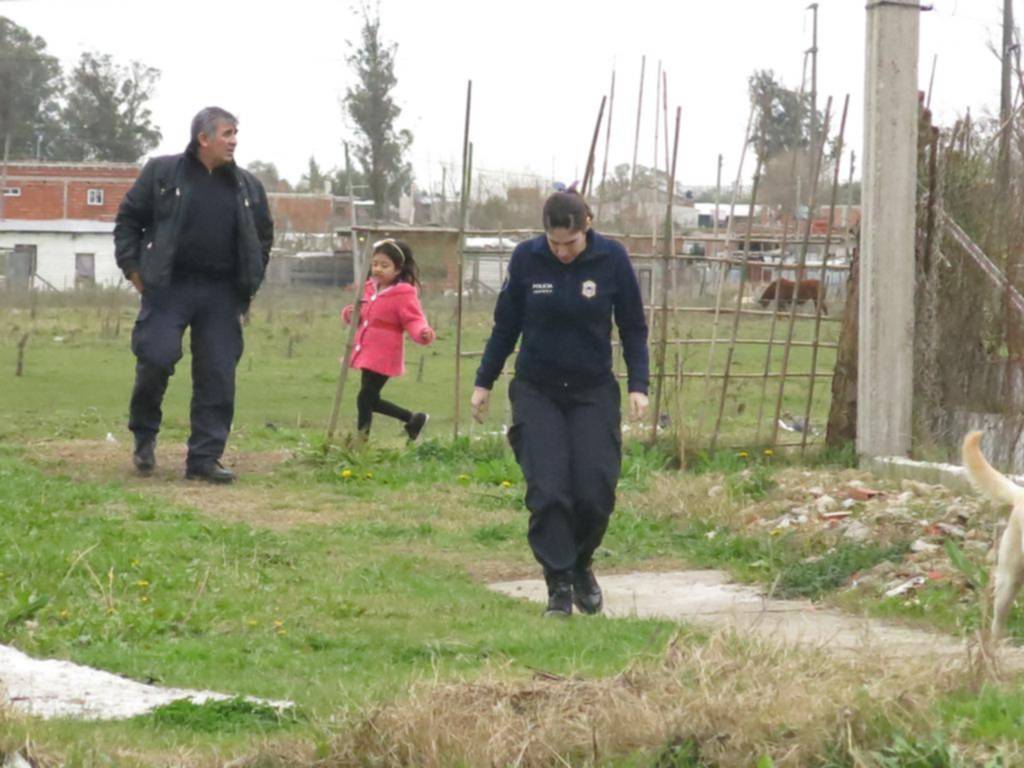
[962, 430, 1024, 506]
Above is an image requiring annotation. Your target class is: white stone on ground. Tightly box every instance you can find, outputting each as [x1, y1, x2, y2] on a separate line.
[0, 644, 293, 720]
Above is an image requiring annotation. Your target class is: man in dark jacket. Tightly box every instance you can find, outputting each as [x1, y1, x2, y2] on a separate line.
[114, 106, 274, 483]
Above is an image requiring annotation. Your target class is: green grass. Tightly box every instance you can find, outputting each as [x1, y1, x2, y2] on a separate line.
[4, 292, 1020, 765]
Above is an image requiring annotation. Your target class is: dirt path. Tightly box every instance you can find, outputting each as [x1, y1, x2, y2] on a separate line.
[490, 570, 1024, 667]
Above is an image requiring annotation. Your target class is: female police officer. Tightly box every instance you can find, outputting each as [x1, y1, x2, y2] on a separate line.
[470, 190, 649, 617]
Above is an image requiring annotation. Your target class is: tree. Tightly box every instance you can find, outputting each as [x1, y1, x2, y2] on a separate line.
[0, 16, 62, 160]
[247, 160, 291, 192]
[297, 156, 327, 193]
[343, 6, 413, 219]
[748, 69, 811, 162]
[53, 52, 161, 162]
[747, 69, 831, 215]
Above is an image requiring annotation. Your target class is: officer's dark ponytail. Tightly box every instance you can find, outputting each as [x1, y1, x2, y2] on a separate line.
[543, 191, 592, 233]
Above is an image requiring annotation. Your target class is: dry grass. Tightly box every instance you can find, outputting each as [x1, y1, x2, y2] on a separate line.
[308, 629, 968, 768]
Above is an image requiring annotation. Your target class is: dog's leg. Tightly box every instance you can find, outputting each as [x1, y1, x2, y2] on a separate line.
[992, 514, 1024, 639]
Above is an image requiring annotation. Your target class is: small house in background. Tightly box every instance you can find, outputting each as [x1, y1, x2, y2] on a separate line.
[0, 162, 136, 289]
[0, 220, 118, 289]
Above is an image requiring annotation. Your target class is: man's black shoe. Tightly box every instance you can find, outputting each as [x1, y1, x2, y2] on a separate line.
[185, 461, 235, 484]
[573, 565, 604, 615]
[543, 571, 573, 619]
[405, 412, 429, 441]
[132, 436, 156, 475]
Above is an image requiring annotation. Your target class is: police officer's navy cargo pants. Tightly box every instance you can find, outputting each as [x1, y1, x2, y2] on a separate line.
[507, 377, 622, 576]
[128, 277, 243, 471]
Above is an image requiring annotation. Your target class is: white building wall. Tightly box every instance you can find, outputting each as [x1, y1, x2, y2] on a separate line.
[0, 230, 120, 289]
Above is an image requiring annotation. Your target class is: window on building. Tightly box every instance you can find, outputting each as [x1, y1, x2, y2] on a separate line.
[3, 187, 21, 197]
[87, 188, 104, 206]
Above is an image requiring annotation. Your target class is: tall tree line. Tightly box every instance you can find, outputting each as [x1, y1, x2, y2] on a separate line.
[0, 16, 161, 163]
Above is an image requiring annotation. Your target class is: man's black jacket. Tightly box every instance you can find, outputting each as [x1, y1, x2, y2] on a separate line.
[114, 149, 274, 301]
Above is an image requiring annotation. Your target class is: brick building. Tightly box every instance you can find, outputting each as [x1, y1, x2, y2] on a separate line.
[0, 160, 370, 289]
[0, 161, 138, 221]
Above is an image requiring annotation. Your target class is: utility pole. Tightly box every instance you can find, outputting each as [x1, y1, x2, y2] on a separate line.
[858, 0, 920, 458]
[807, 3, 819, 163]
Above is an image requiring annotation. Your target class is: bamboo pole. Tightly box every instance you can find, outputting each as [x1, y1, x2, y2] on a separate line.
[596, 67, 616, 221]
[453, 81, 473, 439]
[752, 216, 794, 444]
[710, 108, 768, 451]
[651, 106, 682, 443]
[703, 101, 756, 385]
[651, 62, 661, 250]
[752, 67, 811, 444]
[799, 95, 849, 453]
[628, 55, 646, 213]
[581, 95, 607, 197]
[770, 97, 833, 446]
[324, 146, 371, 444]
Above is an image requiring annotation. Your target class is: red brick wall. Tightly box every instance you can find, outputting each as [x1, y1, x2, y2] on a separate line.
[3, 162, 139, 221]
[268, 194, 334, 233]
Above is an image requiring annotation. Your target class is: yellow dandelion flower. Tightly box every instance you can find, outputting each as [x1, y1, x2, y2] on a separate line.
[59, 609, 70, 619]
[340, 469, 353, 479]
[136, 579, 149, 588]
[501, 480, 512, 489]
[738, 451, 749, 459]
[140, 595, 150, 603]
[273, 619, 285, 627]
[763, 449, 774, 457]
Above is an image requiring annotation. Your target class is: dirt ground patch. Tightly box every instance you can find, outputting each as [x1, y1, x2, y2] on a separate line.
[25, 440, 351, 531]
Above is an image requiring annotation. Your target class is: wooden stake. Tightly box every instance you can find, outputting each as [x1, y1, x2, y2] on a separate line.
[596, 67, 616, 221]
[325, 235, 373, 443]
[15, 333, 28, 377]
[453, 80, 473, 439]
[770, 98, 833, 447]
[799, 95, 849, 453]
[710, 108, 769, 451]
[628, 55, 646, 213]
[650, 106, 682, 443]
[581, 95, 607, 197]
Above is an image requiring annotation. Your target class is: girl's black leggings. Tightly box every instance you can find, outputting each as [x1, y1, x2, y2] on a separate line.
[356, 369, 412, 433]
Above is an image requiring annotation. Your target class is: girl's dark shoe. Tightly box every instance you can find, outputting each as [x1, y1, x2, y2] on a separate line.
[405, 412, 429, 441]
[543, 571, 573, 618]
[573, 565, 604, 615]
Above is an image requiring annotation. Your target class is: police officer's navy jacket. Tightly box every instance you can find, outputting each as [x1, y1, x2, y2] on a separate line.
[476, 230, 649, 394]
[114, 144, 274, 302]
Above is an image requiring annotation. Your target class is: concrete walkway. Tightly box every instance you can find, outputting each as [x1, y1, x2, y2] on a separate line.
[0, 644, 293, 720]
[490, 570, 1023, 663]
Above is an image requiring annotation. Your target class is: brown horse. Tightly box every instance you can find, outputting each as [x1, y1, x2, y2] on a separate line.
[758, 278, 827, 315]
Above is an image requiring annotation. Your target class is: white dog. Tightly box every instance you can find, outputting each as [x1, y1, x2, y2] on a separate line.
[962, 430, 1024, 638]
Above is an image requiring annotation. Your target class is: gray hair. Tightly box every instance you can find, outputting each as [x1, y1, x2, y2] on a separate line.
[189, 106, 237, 146]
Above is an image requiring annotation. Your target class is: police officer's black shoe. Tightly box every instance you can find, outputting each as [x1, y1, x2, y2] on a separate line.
[132, 435, 156, 475]
[573, 565, 604, 615]
[185, 461, 235, 484]
[543, 572, 573, 619]
[405, 412, 429, 441]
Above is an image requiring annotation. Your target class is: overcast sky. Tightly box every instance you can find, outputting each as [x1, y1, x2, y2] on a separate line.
[0, 0, 1013, 195]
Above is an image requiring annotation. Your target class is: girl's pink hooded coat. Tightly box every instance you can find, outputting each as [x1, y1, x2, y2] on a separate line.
[342, 280, 432, 377]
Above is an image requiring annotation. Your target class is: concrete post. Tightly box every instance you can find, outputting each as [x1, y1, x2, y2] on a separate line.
[858, 0, 919, 457]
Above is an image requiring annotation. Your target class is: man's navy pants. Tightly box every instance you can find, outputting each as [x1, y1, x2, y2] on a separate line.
[507, 377, 622, 576]
[128, 277, 243, 470]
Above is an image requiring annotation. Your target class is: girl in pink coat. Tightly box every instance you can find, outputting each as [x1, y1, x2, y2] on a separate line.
[342, 238, 435, 439]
